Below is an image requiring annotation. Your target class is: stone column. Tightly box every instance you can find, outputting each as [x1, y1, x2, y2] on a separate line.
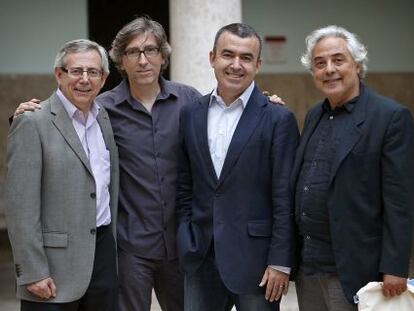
[169, 0, 242, 95]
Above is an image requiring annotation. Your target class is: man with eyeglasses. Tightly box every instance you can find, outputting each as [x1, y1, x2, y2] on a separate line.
[5, 39, 119, 311]
[97, 16, 202, 311]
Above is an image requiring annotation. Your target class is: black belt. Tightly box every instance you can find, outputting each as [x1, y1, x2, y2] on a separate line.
[97, 224, 110, 236]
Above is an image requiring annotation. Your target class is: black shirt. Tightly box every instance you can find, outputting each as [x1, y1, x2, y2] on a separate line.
[296, 97, 357, 274]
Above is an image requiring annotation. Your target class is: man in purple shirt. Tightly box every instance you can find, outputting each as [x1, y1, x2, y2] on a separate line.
[97, 17, 201, 311]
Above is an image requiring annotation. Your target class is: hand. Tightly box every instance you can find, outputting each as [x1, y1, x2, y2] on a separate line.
[259, 267, 289, 302]
[382, 274, 407, 297]
[13, 98, 41, 119]
[26, 277, 57, 299]
[262, 91, 286, 105]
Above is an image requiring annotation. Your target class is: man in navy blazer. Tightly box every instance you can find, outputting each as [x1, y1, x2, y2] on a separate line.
[292, 25, 414, 311]
[176, 23, 299, 311]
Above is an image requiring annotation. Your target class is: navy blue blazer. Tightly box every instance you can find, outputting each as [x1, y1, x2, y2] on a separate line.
[176, 86, 299, 295]
[291, 85, 414, 303]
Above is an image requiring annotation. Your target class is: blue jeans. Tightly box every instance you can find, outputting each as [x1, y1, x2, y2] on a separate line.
[184, 248, 279, 311]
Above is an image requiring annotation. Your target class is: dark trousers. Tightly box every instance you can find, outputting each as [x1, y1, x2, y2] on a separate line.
[117, 247, 183, 311]
[295, 269, 357, 311]
[21, 225, 118, 311]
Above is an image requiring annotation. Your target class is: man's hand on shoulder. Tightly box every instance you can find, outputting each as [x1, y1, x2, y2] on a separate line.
[14, 98, 42, 119]
[259, 266, 289, 302]
[26, 277, 57, 300]
[262, 91, 286, 105]
[382, 274, 407, 297]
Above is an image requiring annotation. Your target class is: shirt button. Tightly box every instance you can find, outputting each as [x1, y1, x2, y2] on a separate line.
[302, 212, 306, 216]
[329, 115, 334, 120]
[304, 186, 309, 191]
[90, 228, 96, 235]
[90, 192, 96, 199]
[306, 235, 311, 240]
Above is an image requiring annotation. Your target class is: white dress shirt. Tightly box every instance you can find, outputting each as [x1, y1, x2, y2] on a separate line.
[57, 89, 111, 227]
[208, 82, 254, 178]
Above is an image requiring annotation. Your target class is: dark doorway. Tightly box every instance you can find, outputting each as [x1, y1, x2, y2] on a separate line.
[88, 0, 169, 92]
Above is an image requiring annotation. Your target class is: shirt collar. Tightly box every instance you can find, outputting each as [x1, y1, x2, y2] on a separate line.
[120, 76, 179, 107]
[158, 76, 179, 100]
[322, 94, 359, 114]
[209, 81, 255, 109]
[56, 88, 100, 120]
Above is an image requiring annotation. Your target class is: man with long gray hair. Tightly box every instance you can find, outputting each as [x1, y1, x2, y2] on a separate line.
[291, 25, 414, 310]
[6, 39, 119, 311]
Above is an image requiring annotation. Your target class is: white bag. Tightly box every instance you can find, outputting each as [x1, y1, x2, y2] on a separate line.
[357, 281, 414, 311]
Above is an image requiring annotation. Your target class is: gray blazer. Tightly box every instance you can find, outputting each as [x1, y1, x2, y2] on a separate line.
[5, 93, 119, 302]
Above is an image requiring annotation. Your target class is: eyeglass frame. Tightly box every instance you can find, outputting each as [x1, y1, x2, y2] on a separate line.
[123, 46, 161, 59]
[60, 67, 104, 79]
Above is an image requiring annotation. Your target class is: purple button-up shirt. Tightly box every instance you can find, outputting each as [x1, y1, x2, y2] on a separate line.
[98, 78, 201, 260]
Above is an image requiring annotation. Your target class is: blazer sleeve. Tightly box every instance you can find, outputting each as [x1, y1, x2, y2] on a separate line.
[268, 109, 299, 266]
[5, 114, 50, 285]
[380, 107, 414, 277]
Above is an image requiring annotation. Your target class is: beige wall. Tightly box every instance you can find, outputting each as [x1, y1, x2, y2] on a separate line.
[1, 73, 414, 216]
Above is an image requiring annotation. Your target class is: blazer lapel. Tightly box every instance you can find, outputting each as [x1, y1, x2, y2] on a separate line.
[50, 94, 93, 176]
[291, 105, 324, 184]
[328, 91, 367, 184]
[218, 87, 265, 186]
[194, 95, 218, 183]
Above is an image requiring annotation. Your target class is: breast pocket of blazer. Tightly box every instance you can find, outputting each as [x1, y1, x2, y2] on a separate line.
[247, 221, 272, 238]
[43, 232, 68, 248]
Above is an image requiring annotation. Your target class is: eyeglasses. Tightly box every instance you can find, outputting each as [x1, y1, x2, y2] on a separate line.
[61, 67, 103, 79]
[124, 46, 160, 59]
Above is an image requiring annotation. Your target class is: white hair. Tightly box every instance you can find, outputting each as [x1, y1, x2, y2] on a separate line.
[301, 25, 368, 79]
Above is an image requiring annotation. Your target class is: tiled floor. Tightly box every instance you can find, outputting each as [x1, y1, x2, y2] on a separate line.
[0, 231, 298, 311]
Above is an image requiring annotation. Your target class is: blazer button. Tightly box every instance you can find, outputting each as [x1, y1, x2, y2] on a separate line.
[90, 228, 96, 235]
[90, 192, 96, 199]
